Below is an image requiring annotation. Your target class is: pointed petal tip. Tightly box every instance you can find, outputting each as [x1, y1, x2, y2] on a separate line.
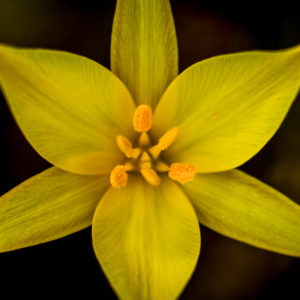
[183, 169, 300, 258]
[111, 0, 178, 107]
[0, 167, 108, 253]
[152, 45, 300, 173]
[0, 44, 136, 175]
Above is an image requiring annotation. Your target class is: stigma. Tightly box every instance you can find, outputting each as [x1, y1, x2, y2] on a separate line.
[110, 104, 196, 188]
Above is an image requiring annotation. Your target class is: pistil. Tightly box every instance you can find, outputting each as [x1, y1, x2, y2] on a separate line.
[139, 151, 152, 169]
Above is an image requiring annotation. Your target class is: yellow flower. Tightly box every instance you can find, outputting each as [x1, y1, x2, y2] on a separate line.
[0, 0, 300, 299]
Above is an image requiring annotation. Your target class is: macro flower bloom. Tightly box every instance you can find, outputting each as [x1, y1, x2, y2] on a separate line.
[0, 0, 300, 299]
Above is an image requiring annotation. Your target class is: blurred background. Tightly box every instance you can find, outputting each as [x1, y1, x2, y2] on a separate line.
[0, 0, 299, 299]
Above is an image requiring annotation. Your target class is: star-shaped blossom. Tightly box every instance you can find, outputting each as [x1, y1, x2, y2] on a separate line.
[0, 0, 300, 299]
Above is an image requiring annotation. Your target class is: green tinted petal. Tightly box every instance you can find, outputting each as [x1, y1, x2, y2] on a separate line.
[111, 0, 178, 107]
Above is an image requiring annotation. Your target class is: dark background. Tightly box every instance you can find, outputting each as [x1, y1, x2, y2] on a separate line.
[0, 0, 299, 299]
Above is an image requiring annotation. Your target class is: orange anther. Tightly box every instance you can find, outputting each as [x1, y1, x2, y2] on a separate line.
[110, 165, 128, 188]
[168, 163, 196, 184]
[157, 127, 179, 150]
[133, 104, 153, 132]
[116, 135, 133, 158]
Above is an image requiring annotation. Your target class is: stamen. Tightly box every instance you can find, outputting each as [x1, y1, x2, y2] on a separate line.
[133, 104, 153, 132]
[149, 127, 179, 159]
[157, 127, 179, 150]
[124, 160, 135, 171]
[154, 160, 170, 172]
[116, 135, 133, 158]
[139, 151, 152, 169]
[149, 145, 161, 159]
[132, 148, 142, 159]
[138, 132, 151, 147]
[168, 163, 196, 184]
[113, 111, 184, 187]
[140, 168, 161, 186]
[110, 165, 128, 188]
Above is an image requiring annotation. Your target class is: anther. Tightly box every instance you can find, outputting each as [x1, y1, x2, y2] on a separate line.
[140, 168, 161, 186]
[110, 165, 128, 188]
[168, 163, 196, 184]
[116, 135, 133, 158]
[149, 127, 179, 159]
[157, 127, 179, 150]
[139, 151, 152, 169]
[133, 104, 153, 132]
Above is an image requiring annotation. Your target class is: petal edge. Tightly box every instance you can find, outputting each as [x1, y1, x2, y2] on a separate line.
[183, 169, 300, 257]
[111, 0, 178, 107]
[92, 176, 200, 300]
[152, 46, 300, 172]
[0, 44, 136, 175]
[0, 167, 108, 252]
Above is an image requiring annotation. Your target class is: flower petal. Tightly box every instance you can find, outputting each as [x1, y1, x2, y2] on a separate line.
[182, 169, 300, 257]
[111, 0, 178, 107]
[152, 46, 300, 172]
[0, 44, 136, 175]
[0, 167, 108, 252]
[92, 176, 200, 300]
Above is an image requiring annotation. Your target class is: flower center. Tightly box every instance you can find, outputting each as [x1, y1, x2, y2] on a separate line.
[110, 104, 196, 188]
